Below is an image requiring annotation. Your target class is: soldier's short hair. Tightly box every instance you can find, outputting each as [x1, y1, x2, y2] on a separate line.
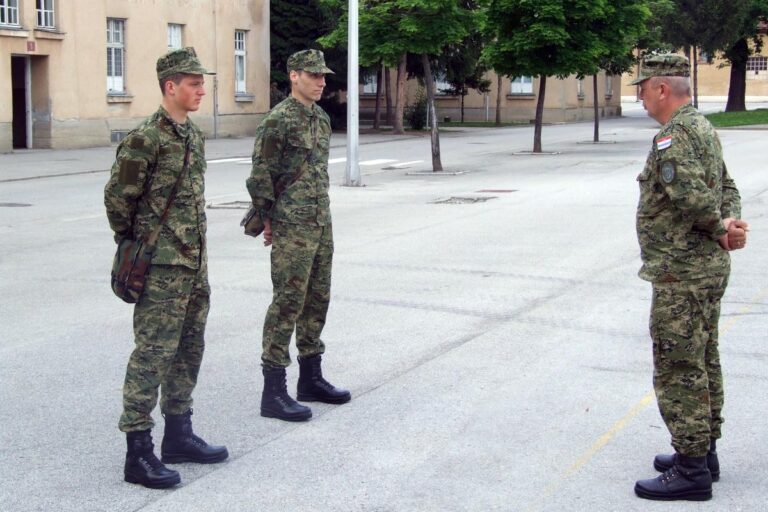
[159, 73, 186, 95]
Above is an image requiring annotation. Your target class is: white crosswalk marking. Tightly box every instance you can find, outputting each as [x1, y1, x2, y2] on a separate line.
[208, 157, 250, 164]
[359, 159, 397, 166]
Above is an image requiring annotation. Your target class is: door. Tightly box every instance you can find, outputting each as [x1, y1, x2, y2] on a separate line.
[11, 56, 32, 149]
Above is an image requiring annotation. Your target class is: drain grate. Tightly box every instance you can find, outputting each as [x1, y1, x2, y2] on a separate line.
[206, 201, 251, 210]
[431, 196, 496, 204]
[0, 202, 32, 207]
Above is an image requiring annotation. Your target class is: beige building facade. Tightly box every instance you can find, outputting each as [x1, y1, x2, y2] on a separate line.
[622, 34, 768, 101]
[1, 0, 269, 153]
[360, 70, 623, 125]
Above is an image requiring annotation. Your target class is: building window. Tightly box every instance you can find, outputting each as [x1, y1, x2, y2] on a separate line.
[747, 56, 768, 73]
[107, 19, 126, 94]
[510, 76, 533, 94]
[0, 0, 20, 26]
[577, 78, 584, 98]
[36, 0, 55, 28]
[167, 23, 183, 49]
[605, 74, 613, 97]
[235, 30, 246, 93]
[433, 72, 451, 96]
[362, 70, 377, 95]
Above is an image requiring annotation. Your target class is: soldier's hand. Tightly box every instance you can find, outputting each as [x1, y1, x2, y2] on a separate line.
[263, 219, 273, 247]
[727, 219, 749, 250]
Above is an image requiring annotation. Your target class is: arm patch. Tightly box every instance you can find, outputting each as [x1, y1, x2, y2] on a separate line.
[660, 161, 676, 184]
[118, 159, 143, 185]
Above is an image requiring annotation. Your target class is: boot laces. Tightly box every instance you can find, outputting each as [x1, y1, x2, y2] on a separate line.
[138, 451, 165, 473]
[660, 466, 680, 485]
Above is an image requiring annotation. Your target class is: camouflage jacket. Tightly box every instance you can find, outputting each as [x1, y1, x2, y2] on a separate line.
[636, 103, 741, 283]
[104, 106, 207, 269]
[247, 97, 332, 226]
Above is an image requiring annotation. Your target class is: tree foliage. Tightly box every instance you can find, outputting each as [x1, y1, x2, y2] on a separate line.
[483, 0, 614, 152]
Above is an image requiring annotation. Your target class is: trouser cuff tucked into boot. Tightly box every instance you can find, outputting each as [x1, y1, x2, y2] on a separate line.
[124, 429, 181, 489]
[653, 440, 719, 481]
[161, 410, 229, 464]
[635, 453, 712, 501]
[297, 354, 352, 404]
[261, 364, 312, 422]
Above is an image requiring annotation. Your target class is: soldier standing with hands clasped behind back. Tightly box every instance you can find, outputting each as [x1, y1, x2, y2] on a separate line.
[631, 54, 749, 501]
[104, 47, 228, 489]
[247, 49, 351, 422]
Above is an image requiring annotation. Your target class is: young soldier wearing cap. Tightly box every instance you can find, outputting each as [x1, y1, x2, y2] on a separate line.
[104, 47, 228, 489]
[631, 53, 749, 501]
[247, 49, 351, 422]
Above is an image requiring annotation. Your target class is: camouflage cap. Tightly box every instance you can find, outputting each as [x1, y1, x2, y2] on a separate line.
[287, 49, 334, 74]
[629, 54, 690, 85]
[156, 47, 214, 81]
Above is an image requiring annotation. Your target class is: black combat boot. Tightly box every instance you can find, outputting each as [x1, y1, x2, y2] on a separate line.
[297, 354, 352, 404]
[160, 410, 229, 464]
[654, 439, 719, 481]
[635, 453, 712, 501]
[261, 365, 312, 421]
[124, 430, 181, 489]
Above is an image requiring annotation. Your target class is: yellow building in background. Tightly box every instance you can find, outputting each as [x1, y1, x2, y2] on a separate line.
[622, 32, 768, 102]
[360, 70, 624, 125]
[0, 0, 269, 152]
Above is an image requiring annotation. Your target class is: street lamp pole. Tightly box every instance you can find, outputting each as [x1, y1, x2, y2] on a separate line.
[344, 0, 361, 186]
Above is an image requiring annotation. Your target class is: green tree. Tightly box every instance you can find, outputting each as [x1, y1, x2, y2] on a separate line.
[271, 0, 347, 125]
[713, 1, 768, 111]
[439, 37, 492, 122]
[483, 0, 611, 153]
[589, 0, 651, 141]
[322, 0, 476, 171]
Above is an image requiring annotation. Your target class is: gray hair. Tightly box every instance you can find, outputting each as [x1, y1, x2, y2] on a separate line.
[650, 76, 691, 97]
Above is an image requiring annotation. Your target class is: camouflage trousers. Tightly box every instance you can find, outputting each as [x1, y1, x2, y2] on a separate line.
[650, 275, 728, 457]
[119, 263, 210, 432]
[262, 222, 333, 367]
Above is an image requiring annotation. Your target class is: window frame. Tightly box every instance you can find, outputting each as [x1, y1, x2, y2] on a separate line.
[234, 29, 247, 94]
[746, 55, 767, 73]
[36, 0, 55, 29]
[167, 23, 183, 50]
[510, 76, 533, 95]
[0, 0, 20, 27]
[106, 18, 126, 94]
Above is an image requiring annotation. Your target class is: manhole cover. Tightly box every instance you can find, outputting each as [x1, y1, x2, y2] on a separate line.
[431, 196, 496, 204]
[206, 201, 251, 210]
[0, 202, 32, 207]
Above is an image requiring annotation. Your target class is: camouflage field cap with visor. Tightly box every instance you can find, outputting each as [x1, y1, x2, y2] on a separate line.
[156, 47, 215, 81]
[629, 54, 690, 85]
[287, 49, 335, 74]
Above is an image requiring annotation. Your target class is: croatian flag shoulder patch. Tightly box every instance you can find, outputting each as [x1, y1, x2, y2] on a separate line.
[656, 135, 673, 150]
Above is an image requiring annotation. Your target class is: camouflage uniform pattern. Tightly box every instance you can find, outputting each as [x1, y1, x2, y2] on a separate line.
[637, 102, 741, 457]
[247, 88, 334, 368]
[105, 105, 210, 432]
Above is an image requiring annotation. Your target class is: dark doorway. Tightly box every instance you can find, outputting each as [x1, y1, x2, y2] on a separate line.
[11, 56, 29, 149]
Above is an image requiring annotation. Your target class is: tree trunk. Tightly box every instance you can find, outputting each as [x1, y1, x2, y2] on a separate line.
[692, 46, 699, 109]
[593, 74, 600, 143]
[460, 90, 465, 123]
[421, 54, 443, 172]
[385, 67, 393, 125]
[726, 38, 748, 112]
[495, 74, 502, 126]
[373, 63, 383, 130]
[533, 75, 546, 153]
[393, 54, 407, 134]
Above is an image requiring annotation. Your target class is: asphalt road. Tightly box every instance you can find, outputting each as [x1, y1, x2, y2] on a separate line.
[1, 105, 766, 512]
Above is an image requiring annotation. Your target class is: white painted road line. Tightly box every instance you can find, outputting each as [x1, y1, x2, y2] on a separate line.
[329, 157, 347, 164]
[208, 157, 250, 164]
[388, 160, 424, 168]
[359, 159, 398, 166]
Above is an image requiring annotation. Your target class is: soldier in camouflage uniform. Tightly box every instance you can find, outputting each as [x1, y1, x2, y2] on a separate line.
[631, 54, 749, 501]
[104, 47, 228, 489]
[247, 49, 351, 422]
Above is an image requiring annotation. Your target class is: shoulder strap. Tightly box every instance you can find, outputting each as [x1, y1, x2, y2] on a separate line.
[146, 139, 192, 248]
